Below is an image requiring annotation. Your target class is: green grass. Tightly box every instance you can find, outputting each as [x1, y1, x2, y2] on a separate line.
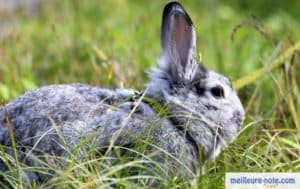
[1, 0, 300, 188]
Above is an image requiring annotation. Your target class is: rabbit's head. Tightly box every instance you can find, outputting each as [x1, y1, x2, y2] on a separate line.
[147, 2, 245, 159]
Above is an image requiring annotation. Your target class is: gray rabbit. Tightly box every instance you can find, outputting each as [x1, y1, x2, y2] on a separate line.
[0, 1, 245, 182]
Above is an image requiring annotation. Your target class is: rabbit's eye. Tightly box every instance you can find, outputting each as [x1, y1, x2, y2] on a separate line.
[210, 86, 224, 98]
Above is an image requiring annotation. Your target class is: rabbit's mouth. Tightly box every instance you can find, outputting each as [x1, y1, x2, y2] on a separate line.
[164, 93, 246, 160]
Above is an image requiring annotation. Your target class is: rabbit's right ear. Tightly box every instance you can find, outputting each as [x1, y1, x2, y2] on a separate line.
[160, 2, 206, 83]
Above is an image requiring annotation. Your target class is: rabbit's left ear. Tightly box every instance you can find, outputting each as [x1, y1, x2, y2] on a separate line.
[161, 2, 206, 82]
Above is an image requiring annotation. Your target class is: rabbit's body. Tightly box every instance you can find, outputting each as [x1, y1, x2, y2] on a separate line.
[0, 84, 199, 177]
[0, 1, 245, 182]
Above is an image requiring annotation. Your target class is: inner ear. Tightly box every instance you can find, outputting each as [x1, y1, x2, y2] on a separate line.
[172, 13, 193, 69]
[161, 2, 195, 70]
[160, 2, 207, 82]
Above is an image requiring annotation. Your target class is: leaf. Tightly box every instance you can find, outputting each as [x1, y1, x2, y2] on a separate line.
[233, 42, 300, 89]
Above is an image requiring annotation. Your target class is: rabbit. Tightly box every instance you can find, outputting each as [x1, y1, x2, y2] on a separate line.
[0, 1, 245, 183]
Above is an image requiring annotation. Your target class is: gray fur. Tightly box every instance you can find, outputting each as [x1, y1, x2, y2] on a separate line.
[0, 1, 245, 182]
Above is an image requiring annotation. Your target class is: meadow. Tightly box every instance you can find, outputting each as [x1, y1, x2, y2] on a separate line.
[0, 0, 300, 188]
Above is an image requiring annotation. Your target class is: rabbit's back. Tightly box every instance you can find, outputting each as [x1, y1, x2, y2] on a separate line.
[0, 84, 191, 155]
[0, 83, 198, 179]
[0, 84, 144, 153]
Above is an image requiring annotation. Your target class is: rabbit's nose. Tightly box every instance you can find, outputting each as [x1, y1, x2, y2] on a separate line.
[231, 110, 244, 130]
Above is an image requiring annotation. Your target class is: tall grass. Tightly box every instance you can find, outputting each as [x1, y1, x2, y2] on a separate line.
[0, 0, 300, 188]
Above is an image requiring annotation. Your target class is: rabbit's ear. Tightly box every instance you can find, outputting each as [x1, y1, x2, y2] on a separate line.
[161, 2, 206, 82]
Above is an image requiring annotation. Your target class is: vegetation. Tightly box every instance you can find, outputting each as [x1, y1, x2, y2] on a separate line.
[0, 0, 300, 188]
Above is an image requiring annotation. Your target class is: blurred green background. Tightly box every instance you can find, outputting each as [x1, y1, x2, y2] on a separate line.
[1, 0, 299, 99]
[0, 0, 300, 187]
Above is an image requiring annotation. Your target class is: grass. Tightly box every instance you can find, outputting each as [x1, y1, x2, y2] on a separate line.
[0, 0, 300, 188]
